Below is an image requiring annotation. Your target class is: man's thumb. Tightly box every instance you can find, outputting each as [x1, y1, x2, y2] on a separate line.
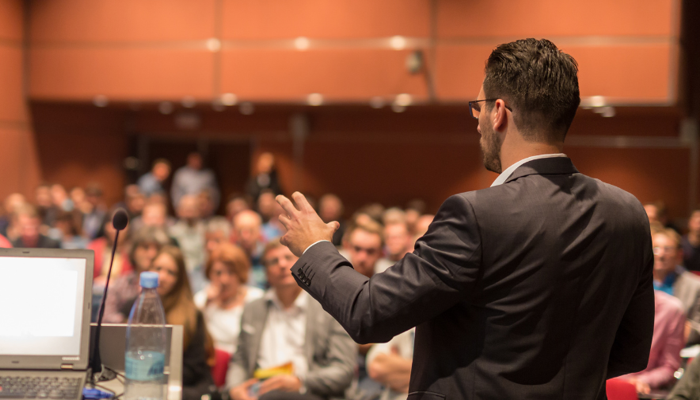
[327, 220, 340, 233]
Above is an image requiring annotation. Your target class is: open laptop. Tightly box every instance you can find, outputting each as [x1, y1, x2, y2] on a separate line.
[0, 248, 94, 400]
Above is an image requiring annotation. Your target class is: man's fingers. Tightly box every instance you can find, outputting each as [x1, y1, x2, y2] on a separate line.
[276, 195, 300, 217]
[292, 191, 314, 213]
[278, 214, 292, 229]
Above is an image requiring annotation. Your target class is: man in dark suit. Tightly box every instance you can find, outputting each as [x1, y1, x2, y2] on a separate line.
[275, 38, 654, 400]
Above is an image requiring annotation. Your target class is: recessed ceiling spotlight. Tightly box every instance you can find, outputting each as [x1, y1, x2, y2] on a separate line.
[294, 37, 310, 51]
[221, 93, 238, 106]
[389, 35, 407, 50]
[206, 38, 221, 52]
[392, 104, 406, 113]
[307, 93, 323, 106]
[395, 93, 413, 107]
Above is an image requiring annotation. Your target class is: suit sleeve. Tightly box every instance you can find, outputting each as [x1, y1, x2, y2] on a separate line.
[292, 194, 482, 344]
[606, 232, 655, 379]
[303, 316, 357, 396]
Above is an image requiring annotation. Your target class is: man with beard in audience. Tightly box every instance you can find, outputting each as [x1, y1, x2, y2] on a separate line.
[171, 152, 220, 210]
[169, 194, 206, 274]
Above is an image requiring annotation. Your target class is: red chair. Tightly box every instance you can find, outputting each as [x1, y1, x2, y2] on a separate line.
[211, 349, 232, 388]
[692, 271, 700, 277]
[606, 378, 639, 400]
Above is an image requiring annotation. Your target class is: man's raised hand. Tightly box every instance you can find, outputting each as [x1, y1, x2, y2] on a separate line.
[276, 192, 340, 257]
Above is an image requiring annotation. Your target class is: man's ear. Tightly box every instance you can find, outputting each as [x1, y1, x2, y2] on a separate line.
[492, 99, 508, 132]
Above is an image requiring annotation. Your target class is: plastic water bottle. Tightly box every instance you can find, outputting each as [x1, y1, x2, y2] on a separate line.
[124, 272, 167, 400]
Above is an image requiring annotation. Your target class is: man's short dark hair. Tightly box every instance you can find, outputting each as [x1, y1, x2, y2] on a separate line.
[483, 38, 580, 143]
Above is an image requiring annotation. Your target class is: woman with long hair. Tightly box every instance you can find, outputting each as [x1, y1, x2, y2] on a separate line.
[150, 245, 215, 400]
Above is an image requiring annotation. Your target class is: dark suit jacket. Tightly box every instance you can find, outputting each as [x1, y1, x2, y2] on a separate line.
[292, 157, 655, 400]
[11, 234, 61, 249]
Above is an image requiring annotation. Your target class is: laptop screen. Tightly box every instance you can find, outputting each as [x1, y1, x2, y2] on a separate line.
[0, 257, 87, 356]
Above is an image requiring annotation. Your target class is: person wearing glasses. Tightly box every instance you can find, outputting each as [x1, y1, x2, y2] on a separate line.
[652, 227, 700, 344]
[275, 38, 654, 399]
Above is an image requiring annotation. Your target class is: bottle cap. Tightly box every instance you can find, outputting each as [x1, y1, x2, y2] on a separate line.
[140, 271, 159, 289]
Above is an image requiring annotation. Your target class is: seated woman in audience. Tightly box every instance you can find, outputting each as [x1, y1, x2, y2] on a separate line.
[102, 226, 170, 323]
[88, 214, 132, 286]
[621, 290, 686, 395]
[194, 242, 263, 353]
[151, 245, 215, 400]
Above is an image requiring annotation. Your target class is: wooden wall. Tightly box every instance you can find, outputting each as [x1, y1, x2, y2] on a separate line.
[0, 0, 40, 201]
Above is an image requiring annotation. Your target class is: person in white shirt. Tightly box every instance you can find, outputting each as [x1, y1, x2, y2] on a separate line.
[196, 242, 263, 354]
[226, 239, 355, 400]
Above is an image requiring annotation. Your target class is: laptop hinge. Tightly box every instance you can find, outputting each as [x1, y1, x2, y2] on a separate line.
[60, 364, 73, 370]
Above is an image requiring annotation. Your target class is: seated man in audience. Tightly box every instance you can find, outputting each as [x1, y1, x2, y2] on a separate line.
[193, 216, 235, 305]
[169, 194, 206, 275]
[0, 193, 25, 238]
[233, 210, 267, 289]
[653, 228, 700, 344]
[171, 152, 220, 210]
[383, 222, 412, 263]
[226, 239, 356, 400]
[341, 222, 386, 399]
[366, 328, 414, 400]
[318, 194, 346, 247]
[621, 290, 685, 395]
[258, 190, 285, 242]
[683, 208, 700, 272]
[11, 204, 60, 249]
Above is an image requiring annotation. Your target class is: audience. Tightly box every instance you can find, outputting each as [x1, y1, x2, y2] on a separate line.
[621, 290, 685, 394]
[171, 152, 220, 210]
[232, 210, 267, 290]
[683, 208, 700, 272]
[319, 194, 346, 247]
[246, 152, 282, 203]
[0, 192, 25, 238]
[88, 214, 132, 286]
[138, 158, 171, 197]
[103, 226, 170, 323]
[383, 222, 412, 263]
[366, 328, 414, 400]
[226, 239, 356, 400]
[15, 168, 700, 398]
[196, 243, 264, 354]
[652, 228, 700, 344]
[11, 204, 60, 249]
[150, 245, 215, 400]
[169, 194, 206, 276]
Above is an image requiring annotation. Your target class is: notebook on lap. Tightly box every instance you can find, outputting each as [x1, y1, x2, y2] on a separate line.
[0, 248, 94, 400]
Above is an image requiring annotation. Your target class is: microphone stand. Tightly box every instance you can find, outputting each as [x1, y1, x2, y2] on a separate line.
[88, 229, 121, 385]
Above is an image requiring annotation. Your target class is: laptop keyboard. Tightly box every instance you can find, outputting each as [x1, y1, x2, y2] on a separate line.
[0, 376, 82, 399]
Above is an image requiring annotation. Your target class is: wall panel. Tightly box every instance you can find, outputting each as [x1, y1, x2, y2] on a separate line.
[29, 48, 215, 100]
[222, 0, 430, 39]
[30, 0, 216, 42]
[0, 0, 22, 41]
[437, 0, 676, 38]
[221, 49, 427, 101]
[0, 46, 25, 121]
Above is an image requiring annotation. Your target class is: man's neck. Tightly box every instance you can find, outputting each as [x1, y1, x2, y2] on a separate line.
[275, 285, 303, 309]
[500, 144, 563, 173]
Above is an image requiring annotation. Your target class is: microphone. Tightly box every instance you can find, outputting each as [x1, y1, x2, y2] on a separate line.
[89, 208, 129, 382]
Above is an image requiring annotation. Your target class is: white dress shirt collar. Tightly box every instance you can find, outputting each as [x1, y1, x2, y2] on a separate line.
[490, 153, 568, 187]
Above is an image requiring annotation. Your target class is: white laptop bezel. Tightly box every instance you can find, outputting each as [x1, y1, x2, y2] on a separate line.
[0, 248, 94, 371]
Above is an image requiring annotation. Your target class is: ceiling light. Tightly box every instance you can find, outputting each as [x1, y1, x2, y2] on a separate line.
[206, 38, 221, 52]
[221, 93, 237, 106]
[395, 93, 412, 107]
[294, 37, 310, 51]
[159, 101, 173, 115]
[307, 93, 323, 106]
[389, 36, 407, 50]
[93, 95, 108, 107]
